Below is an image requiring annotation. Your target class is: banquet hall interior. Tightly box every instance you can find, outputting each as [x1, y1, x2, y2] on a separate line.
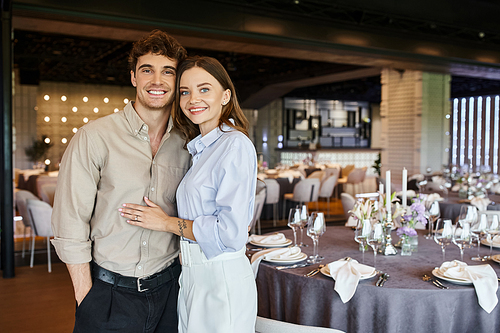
[3, 0, 500, 332]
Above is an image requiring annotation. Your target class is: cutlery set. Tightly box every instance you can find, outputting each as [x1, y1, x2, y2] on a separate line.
[422, 274, 449, 289]
[304, 265, 324, 277]
[376, 273, 389, 287]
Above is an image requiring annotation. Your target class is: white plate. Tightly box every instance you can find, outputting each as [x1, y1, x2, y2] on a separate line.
[249, 239, 293, 248]
[480, 239, 500, 249]
[319, 265, 377, 280]
[491, 254, 500, 264]
[431, 268, 473, 285]
[262, 252, 308, 264]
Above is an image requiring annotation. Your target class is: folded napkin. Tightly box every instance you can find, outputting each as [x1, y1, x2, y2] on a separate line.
[487, 235, 500, 246]
[432, 176, 447, 186]
[396, 190, 416, 198]
[491, 183, 500, 194]
[451, 184, 461, 192]
[426, 193, 443, 202]
[248, 233, 287, 244]
[250, 247, 302, 278]
[470, 197, 491, 211]
[439, 260, 498, 313]
[328, 259, 376, 303]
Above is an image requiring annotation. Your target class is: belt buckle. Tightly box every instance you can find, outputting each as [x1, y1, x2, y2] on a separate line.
[137, 276, 149, 292]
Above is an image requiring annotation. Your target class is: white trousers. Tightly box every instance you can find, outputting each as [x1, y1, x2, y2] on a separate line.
[178, 241, 257, 333]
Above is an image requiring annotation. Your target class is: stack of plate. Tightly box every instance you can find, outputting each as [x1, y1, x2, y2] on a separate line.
[262, 247, 308, 264]
[249, 235, 292, 248]
[432, 268, 472, 285]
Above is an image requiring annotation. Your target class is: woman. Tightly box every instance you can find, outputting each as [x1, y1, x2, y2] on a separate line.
[119, 56, 258, 333]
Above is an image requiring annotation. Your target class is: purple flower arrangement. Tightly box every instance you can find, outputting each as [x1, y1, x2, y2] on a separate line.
[397, 201, 427, 238]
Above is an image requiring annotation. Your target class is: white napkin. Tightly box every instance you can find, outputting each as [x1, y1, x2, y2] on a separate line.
[491, 183, 500, 194]
[328, 259, 376, 303]
[432, 176, 447, 186]
[439, 260, 498, 313]
[426, 193, 443, 202]
[451, 184, 461, 192]
[396, 190, 416, 198]
[470, 197, 491, 211]
[264, 246, 303, 261]
[248, 233, 287, 245]
[250, 247, 301, 278]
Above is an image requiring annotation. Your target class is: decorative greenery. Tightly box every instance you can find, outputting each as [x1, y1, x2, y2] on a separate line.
[372, 152, 381, 176]
[25, 135, 53, 163]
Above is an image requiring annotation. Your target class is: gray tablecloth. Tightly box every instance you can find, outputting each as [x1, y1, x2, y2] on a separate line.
[438, 192, 500, 221]
[255, 226, 500, 333]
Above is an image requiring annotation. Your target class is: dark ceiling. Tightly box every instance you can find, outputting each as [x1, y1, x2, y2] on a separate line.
[13, 29, 500, 105]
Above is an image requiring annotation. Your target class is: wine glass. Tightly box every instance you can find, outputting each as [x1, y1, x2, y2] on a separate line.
[287, 208, 301, 247]
[354, 218, 371, 263]
[485, 214, 500, 259]
[471, 213, 489, 261]
[367, 223, 384, 269]
[424, 201, 440, 239]
[452, 220, 472, 261]
[458, 205, 477, 250]
[434, 218, 453, 262]
[298, 205, 309, 247]
[306, 212, 326, 264]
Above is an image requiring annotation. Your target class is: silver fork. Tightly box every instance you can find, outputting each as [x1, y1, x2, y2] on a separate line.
[304, 264, 324, 277]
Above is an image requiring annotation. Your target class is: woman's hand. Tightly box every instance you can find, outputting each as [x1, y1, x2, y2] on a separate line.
[119, 197, 171, 232]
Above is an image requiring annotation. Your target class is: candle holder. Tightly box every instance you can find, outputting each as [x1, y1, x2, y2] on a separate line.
[382, 212, 397, 255]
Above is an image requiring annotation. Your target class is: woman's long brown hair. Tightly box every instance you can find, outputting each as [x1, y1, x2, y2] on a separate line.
[172, 56, 249, 146]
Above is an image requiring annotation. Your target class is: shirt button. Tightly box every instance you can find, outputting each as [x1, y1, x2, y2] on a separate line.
[152, 161, 156, 165]
[138, 266, 142, 270]
[185, 212, 188, 215]
[144, 137, 148, 140]
[135, 129, 138, 133]
[151, 187, 155, 191]
[143, 241, 147, 246]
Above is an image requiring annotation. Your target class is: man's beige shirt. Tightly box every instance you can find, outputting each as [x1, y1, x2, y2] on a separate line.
[51, 102, 191, 277]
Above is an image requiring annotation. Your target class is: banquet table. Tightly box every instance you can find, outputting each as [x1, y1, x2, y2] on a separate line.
[436, 192, 500, 221]
[259, 173, 302, 220]
[254, 226, 500, 333]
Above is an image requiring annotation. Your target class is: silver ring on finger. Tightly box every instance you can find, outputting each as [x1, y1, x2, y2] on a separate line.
[134, 215, 138, 221]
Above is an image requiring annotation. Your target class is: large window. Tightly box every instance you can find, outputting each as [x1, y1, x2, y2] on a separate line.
[451, 96, 500, 173]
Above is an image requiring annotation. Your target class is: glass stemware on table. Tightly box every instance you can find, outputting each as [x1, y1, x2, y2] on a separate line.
[354, 218, 371, 263]
[471, 213, 489, 261]
[367, 223, 384, 269]
[288, 207, 301, 247]
[453, 207, 474, 261]
[306, 212, 326, 264]
[485, 214, 500, 259]
[424, 200, 441, 239]
[298, 205, 309, 247]
[434, 218, 453, 261]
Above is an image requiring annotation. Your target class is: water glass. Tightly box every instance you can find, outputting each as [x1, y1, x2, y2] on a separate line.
[298, 205, 309, 247]
[452, 221, 472, 261]
[306, 212, 326, 264]
[486, 214, 500, 258]
[471, 213, 488, 261]
[424, 200, 440, 239]
[434, 218, 453, 262]
[367, 223, 384, 269]
[354, 219, 371, 263]
[288, 208, 301, 247]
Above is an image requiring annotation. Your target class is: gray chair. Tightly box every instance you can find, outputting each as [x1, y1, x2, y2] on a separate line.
[39, 183, 57, 206]
[283, 178, 320, 217]
[27, 199, 54, 272]
[263, 178, 280, 226]
[341, 192, 357, 226]
[14, 190, 40, 258]
[319, 174, 339, 216]
[250, 189, 267, 235]
[255, 316, 345, 333]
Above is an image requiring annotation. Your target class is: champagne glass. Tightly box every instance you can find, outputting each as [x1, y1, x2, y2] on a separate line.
[452, 221, 472, 261]
[471, 213, 489, 261]
[298, 205, 309, 247]
[354, 218, 371, 263]
[287, 208, 301, 247]
[367, 223, 384, 269]
[458, 205, 477, 250]
[485, 214, 500, 259]
[306, 212, 326, 264]
[434, 218, 453, 262]
[424, 201, 440, 239]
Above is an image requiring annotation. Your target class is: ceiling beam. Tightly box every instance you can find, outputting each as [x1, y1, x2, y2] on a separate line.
[241, 67, 382, 109]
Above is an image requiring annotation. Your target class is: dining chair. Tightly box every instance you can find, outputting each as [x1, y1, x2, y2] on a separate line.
[318, 174, 339, 216]
[27, 199, 54, 273]
[255, 316, 345, 333]
[39, 183, 57, 206]
[35, 175, 58, 200]
[341, 192, 357, 227]
[324, 167, 341, 197]
[250, 188, 267, 235]
[338, 167, 366, 196]
[282, 178, 320, 217]
[307, 170, 326, 183]
[263, 178, 280, 226]
[15, 190, 40, 258]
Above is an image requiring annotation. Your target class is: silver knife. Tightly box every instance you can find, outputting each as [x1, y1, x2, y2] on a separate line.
[275, 263, 311, 270]
[379, 273, 389, 287]
[375, 274, 384, 287]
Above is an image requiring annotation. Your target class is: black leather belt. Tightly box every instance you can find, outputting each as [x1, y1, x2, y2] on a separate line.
[92, 259, 181, 292]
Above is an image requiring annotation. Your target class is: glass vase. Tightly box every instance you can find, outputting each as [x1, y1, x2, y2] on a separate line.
[409, 235, 418, 252]
[401, 236, 412, 256]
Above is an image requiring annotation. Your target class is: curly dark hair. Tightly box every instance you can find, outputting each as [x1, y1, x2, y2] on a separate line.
[172, 56, 249, 146]
[128, 30, 187, 72]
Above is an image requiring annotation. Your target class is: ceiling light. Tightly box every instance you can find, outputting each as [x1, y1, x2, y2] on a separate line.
[83, 96, 88, 102]
[104, 97, 109, 103]
[83, 117, 89, 123]
[44, 138, 51, 144]
[62, 138, 67, 144]
[72, 128, 78, 133]
[72, 107, 78, 112]
[124, 98, 129, 104]
[44, 159, 51, 165]
[61, 95, 67, 101]
[44, 116, 50, 122]
[114, 108, 119, 113]
[43, 95, 50, 101]
[61, 117, 67, 122]
[94, 107, 99, 113]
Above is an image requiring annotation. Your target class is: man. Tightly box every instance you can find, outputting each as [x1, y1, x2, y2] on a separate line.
[51, 30, 191, 333]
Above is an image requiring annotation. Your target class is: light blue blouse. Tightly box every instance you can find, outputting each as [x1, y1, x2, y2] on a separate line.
[176, 123, 257, 259]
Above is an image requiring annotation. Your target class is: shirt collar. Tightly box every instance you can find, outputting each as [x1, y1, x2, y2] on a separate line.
[124, 101, 173, 136]
[187, 121, 234, 156]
